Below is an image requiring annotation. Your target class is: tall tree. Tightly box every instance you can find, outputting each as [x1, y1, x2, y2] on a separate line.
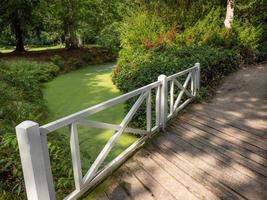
[0, 0, 39, 52]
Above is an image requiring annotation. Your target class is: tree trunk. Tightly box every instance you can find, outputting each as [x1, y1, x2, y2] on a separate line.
[224, 0, 234, 28]
[69, 22, 78, 48]
[12, 13, 25, 52]
[64, 0, 78, 49]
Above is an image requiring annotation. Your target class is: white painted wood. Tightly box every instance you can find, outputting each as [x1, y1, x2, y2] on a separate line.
[83, 92, 148, 183]
[158, 75, 168, 129]
[77, 119, 147, 135]
[16, 121, 56, 200]
[173, 73, 192, 110]
[166, 65, 197, 80]
[173, 77, 193, 98]
[196, 63, 201, 90]
[146, 90, 152, 132]
[70, 123, 83, 190]
[170, 80, 174, 115]
[174, 98, 192, 114]
[40, 81, 160, 134]
[64, 135, 150, 200]
[191, 70, 195, 96]
[17, 64, 200, 200]
[155, 85, 161, 127]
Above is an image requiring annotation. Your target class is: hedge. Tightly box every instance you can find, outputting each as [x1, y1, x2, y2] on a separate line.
[112, 45, 240, 128]
[113, 45, 240, 93]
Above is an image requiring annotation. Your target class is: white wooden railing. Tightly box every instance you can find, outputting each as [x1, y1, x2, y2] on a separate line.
[16, 63, 200, 200]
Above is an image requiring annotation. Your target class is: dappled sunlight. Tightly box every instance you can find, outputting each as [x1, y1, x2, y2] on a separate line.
[91, 63, 267, 200]
[43, 62, 137, 185]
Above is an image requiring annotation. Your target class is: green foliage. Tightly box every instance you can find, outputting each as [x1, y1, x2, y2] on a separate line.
[176, 8, 224, 47]
[97, 22, 121, 52]
[231, 22, 263, 62]
[51, 55, 65, 69]
[68, 58, 83, 69]
[113, 46, 240, 127]
[0, 60, 73, 199]
[0, 60, 58, 135]
[113, 46, 239, 93]
[120, 11, 170, 49]
[0, 133, 73, 199]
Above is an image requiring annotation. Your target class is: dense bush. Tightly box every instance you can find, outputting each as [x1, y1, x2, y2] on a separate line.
[175, 8, 263, 63]
[0, 60, 58, 129]
[97, 22, 121, 53]
[0, 60, 73, 199]
[120, 11, 171, 50]
[113, 46, 240, 93]
[113, 45, 240, 128]
[51, 55, 65, 70]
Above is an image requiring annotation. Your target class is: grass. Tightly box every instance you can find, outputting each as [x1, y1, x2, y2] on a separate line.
[0, 45, 65, 53]
[0, 44, 102, 53]
[42, 63, 137, 172]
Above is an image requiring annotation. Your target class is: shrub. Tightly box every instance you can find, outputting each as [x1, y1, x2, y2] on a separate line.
[113, 46, 240, 127]
[231, 22, 263, 63]
[113, 46, 239, 93]
[0, 133, 73, 199]
[97, 22, 121, 53]
[175, 8, 263, 63]
[120, 11, 170, 50]
[176, 8, 223, 47]
[0, 60, 72, 199]
[51, 55, 65, 70]
[68, 58, 83, 69]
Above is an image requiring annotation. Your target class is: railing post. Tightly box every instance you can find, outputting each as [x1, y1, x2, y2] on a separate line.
[16, 121, 56, 200]
[195, 63, 201, 90]
[158, 74, 167, 129]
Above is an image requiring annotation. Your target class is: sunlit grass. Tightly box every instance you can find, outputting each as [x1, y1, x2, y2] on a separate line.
[43, 63, 137, 171]
[0, 45, 65, 53]
[27, 44, 65, 51]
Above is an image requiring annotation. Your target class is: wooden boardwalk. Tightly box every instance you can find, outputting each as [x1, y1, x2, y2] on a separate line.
[93, 63, 267, 200]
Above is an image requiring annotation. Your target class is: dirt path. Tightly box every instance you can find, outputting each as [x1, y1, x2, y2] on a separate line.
[90, 63, 267, 200]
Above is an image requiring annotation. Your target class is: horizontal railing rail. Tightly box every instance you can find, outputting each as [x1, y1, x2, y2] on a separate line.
[16, 63, 200, 200]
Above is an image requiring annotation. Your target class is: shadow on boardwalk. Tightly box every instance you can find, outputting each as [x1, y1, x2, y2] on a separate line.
[92, 63, 267, 200]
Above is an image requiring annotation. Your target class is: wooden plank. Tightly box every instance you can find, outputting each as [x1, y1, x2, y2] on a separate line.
[125, 161, 176, 200]
[105, 177, 130, 200]
[179, 116, 267, 159]
[169, 123, 267, 180]
[114, 167, 155, 200]
[187, 113, 267, 149]
[193, 104, 267, 136]
[160, 132, 267, 200]
[175, 121, 267, 169]
[133, 152, 198, 200]
[150, 138, 244, 200]
[144, 147, 219, 200]
[192, 107, 266, 137]
[94, 192, 110, 200]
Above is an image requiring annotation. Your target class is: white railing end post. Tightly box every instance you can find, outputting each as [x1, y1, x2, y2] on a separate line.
[195, 63, 201, 90]
[158, 74, 168, 129]
[16, 121, 55, 200]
